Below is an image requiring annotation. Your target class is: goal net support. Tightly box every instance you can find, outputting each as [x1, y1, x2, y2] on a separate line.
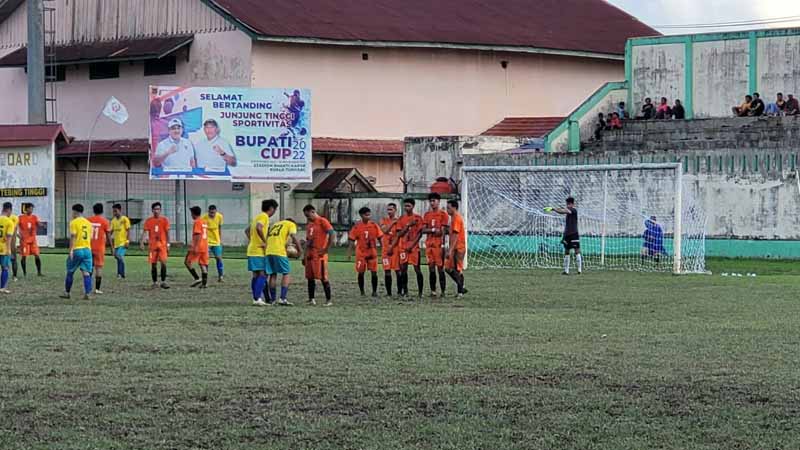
[462, 163, 706, 274]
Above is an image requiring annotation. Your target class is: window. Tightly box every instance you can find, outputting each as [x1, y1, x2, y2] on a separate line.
[46, 65, 66, 82]
[89, 62, 119, 80]
[362, 52, 369, 61]
[144, 55, 177, 76]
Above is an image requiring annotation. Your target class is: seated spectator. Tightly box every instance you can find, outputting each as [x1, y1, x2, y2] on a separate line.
[672, 99, 686, 119]
[609, 112, 623, 130]
[732, 95, 752, 117]
[617, 102, 628, 119]
[786, 94, 800, 115]
[655, 97, 671, 119]
[638, 98, 655, 120]
[594, 113, 606, 140]
[766, 93, 786, 116]
[749, 92, 765, 116]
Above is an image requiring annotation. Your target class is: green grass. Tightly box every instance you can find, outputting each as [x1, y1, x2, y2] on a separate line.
[1, 254, 800, 449]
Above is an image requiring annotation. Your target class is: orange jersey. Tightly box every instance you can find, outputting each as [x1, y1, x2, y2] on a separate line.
[88, 215, 110, 253]
[423, 209, 450, 247]
[192, 218, 209, 254]
[449, 212, 466, 250]
[397, 214, 424, 249]
[349, 221, 383, 256]
[306, 216, 333, 254]
[380, 217, 399, 255]
[18, 214, 39, 243]
[144, 216, 170, 249]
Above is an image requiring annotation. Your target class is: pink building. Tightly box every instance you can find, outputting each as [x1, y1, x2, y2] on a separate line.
[0, 0, 654, 241]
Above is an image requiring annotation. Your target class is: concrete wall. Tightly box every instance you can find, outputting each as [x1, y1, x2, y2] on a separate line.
[693, 39, 749, 118]
[631, 43, 685, 109]
[758, 36, 800, 102]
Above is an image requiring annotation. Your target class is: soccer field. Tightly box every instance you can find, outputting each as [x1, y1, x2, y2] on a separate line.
[1, 254, 799, 449]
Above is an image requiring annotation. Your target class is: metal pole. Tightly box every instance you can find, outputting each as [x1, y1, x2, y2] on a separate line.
[673, 165, 683, 274]
[600, 170, 608, 267]
[83, 111, 103, 203]
[183, 180, 188, 245]
[279, 188, 285, 221]
[26, 0, 46, 124]
[461, 167, 469, 270]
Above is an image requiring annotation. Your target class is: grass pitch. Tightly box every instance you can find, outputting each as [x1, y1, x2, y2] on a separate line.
[1, 254, 799, 449]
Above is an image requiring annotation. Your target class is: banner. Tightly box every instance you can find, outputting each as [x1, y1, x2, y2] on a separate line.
[148, 86, 312, 182]
[0, 147, 55, 246]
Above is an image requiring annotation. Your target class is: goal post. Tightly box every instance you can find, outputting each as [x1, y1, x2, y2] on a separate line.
[461, 163, 706, 274]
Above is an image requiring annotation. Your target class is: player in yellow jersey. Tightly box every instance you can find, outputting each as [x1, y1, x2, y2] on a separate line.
[265, 218, 301, 306]
[110, 204, 131, 279]
[244, 199, 278, 306]
[6, 203, 19, 281]
[202, 205, 225, 282]
[0, 204, 15, 293]
[60, 204, 94, 300]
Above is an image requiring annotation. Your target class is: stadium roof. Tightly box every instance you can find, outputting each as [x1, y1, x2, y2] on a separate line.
[482, 117, 565, 138]
[0, 124, 68, 148]
[203, 0, 658, 59]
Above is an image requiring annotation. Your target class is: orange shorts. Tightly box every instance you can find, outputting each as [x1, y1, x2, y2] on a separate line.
[445, 248, 466, 273]
[355, 251, 379, 273]
[148, 247, 168, 264]
[186, 250, 209, 266]
[382, 251, 399, 271]
[304, 254, 329, 281]
[20, 241, 40, 257]
[92, 250, 105, 268]
[399, 247, 420, 266]
[425, 245, 445, 267]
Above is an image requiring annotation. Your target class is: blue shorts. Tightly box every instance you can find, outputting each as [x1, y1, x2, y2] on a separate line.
[247, 256, 267, 272]
[114, 246, 127, 258]
[0, 255, 10, 268]
[266, 255, 291, 275]
[209, 246, 223, 258]
[66, 248, 93, 274]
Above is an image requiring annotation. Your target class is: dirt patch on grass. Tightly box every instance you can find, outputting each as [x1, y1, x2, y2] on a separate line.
[443, 369, 599, 387]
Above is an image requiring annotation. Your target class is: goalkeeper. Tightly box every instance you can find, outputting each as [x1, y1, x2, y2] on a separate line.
[641, 216, 665, 264]
[544, 197, 582, 275]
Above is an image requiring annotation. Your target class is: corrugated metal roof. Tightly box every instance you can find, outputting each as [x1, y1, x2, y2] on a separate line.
[482, 117, 565, 138]
[207, 0, 657, 56]
[0, 124, 68, 148]
[58, 139, 149, 157]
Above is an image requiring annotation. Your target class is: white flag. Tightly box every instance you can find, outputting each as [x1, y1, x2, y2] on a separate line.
[102, 96, 129, 125]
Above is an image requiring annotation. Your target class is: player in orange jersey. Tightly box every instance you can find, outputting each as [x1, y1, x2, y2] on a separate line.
[88, 203, 111, 294]
[445, 200, 467, 298]
[302, 204, 334, 306]
[422, 193, 450, 298]
[185, 206, 209, 289]
[379, 203, 400, 297]
[17, 203, 42, 277]
[392, 198, 424, 299]
[140, 202, 171, 289]
[348, 207, 383, 299]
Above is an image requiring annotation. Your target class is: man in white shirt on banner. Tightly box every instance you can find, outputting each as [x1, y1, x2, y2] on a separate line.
[194, 119, 237, 173]
[153, 118, 195, 172]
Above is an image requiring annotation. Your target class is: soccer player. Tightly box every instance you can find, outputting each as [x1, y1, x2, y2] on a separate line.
[422, 193, 450, 297]
[245, 199, 278, 306]
[185, 206, 209, 289]
[379, 203, 400, 297]
[302, 205, 334, 306]
[641, 215, 665, 265]
[445, 200, 467, 298]
[393, 198, 424, 299]
[110, 204, 131, 279]
[546, 196, 582, 275]
[0, 207, 14, 294]
[60, 204, 94, 300]
[140, 202, 171, 289]
[88, 203, 111, 294]
[202, 205, 225, 282]
[265, 218, 301, 306]
[6, 203, 19, 282]
[348, 207, 383, 298]
[18, 203, 42, 277]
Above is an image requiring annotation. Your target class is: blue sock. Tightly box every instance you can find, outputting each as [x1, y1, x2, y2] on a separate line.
[250, 277, 258, 300]
[117, 256, 125, 277]
[65, 272, 74, 293]
[83, 275, 93, 294]
[216, 259, 224, 277]
[255, 276, 267, 301]
[270, 287, 277, 302]
[280, 286, 288, 300]
[1, 268, 8, 289]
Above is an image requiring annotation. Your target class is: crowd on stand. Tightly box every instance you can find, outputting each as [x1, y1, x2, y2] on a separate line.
[733, 92, 799, 117]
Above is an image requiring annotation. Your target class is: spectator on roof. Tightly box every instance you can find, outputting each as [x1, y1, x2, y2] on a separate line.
[786, 94, 800, 116]
[749, 93, 765, 116]
[732, 95, 752, 117]
[609, 112, 623, 130]
[671, 99, 685, 120]
[595, 113, 606, 140]
[655, 97, 671, 119]
[638, 98, 655, 120]
[617, 102, 628, 119]
[766, 93, 786, 116]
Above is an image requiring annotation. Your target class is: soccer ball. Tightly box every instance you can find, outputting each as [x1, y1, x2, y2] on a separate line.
[286, 244, 300, 259]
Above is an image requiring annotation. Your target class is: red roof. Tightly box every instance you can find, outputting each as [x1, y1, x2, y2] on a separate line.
[0, 124, 68, 148]
[482, 117, 565, 138]
[208, 0, 656, 56]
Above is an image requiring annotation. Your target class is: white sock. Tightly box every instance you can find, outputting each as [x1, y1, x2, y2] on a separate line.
[563, 255, 570, 274]
[577, 254, 583, 273]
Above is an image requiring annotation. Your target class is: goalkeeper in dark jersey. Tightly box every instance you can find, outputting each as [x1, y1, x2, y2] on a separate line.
[545, 196, 582, 275]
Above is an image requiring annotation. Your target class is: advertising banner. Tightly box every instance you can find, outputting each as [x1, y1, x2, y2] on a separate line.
[0, 146, 55, 246]
[149, 86, 312, 182]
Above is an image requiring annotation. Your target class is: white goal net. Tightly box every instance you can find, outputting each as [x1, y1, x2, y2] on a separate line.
[462, 163, 706, 274]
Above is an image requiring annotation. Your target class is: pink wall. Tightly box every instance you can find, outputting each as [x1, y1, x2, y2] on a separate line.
[251, 42, 623, 139]
[313, 154, 403, 192]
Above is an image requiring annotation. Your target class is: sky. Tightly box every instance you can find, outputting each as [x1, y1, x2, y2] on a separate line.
[607, 0, 800, 34]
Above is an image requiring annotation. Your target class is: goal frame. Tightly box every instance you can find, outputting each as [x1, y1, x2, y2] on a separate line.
[462, 163, 684, 274]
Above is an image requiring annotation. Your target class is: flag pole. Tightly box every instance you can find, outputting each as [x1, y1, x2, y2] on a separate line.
[84, 110, 104, 203]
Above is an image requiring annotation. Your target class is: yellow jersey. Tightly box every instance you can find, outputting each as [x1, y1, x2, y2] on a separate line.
[266, 220, 297, 257]
[111, 215, 131, 248]
[69, 217, 93, 250]
[9, 213, 18, 240]
[202, 213, 224, 246]
[0, 216, 13, 255]
[246, 212, 270, 257]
